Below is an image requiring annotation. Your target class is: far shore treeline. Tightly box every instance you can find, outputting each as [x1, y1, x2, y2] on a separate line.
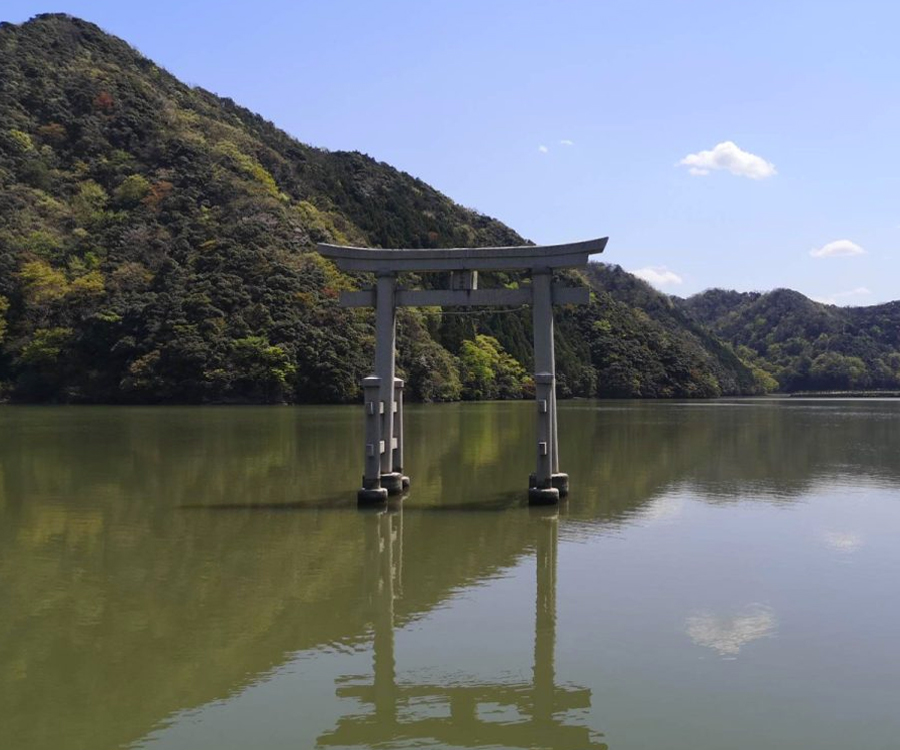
[1, 15, 899, 404]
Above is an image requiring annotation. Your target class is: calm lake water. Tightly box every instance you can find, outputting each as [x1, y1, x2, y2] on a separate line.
[1, 399, 899, 750]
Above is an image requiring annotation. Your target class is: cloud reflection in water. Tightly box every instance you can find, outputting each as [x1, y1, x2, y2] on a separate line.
[686, 605, 777, 657]
[821, 531, 864, 552]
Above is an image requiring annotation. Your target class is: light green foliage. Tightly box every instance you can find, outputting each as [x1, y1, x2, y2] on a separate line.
[113, 174, 150, 206]
[18, 260, 69, 303]
[17, 259, 104, 304]
[71, 180, 108, 225]
[888, 353, 900, 377]
[17, 230, 63, 259]
[18, 327, 73, 366]
[213, 140, 280, 197]
[69, 270, 105, 297]
[750, 364, 779, 393]
[459, 334, 528, 400]
[301, 252, 354, 295]
[9, 129, 34, 151]
[459, 337, 495, 396]
[295, 201, 352, 244]
[809, 352, 868, 390]
[683, 287, 900, 392]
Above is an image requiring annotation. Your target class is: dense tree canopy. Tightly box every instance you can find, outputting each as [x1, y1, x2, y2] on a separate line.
[0, 14, 766, 403]
[681, 288, 900, 392]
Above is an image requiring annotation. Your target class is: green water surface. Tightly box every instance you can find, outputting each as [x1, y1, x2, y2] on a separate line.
[1, 399, 898, 750]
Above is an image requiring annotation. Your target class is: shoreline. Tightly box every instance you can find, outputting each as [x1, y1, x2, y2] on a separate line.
[788, 391, 900, 398]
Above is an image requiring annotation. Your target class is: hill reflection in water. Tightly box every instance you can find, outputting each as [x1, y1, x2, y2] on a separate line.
[0, 399, 898, 750]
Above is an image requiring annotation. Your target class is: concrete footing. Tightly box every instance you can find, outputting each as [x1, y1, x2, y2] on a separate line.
[551, 473, 569, 496]
[358, 473, 408, 506]
[380, 472, 405, 495]
[528, 486, 560, 505]
[358, 486, 389, 504]
[529, 473, 569, 499]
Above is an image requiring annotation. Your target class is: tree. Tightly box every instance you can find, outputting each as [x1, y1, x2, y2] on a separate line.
[809, 352, 868, 390]
[113, 174, 150, 207]
[459, 335, 528, 400]
[0, 295, 9, 343]
[229, 337, 295, 403]
[71, 181, 108, 225]
[15, 327, 73, 400]
[18, 260, 69, 304]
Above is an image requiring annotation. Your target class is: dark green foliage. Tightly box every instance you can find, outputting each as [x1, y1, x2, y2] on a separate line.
[572, 265, 767, 397]
[396, 308, 462, 402]
[682, 289, 900, 391]
[0, 14, 762, 402]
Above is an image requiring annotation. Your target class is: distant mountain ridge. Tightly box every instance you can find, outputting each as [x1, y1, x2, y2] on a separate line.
[679, 288, 900, 391]
[0, 14, 767, 402]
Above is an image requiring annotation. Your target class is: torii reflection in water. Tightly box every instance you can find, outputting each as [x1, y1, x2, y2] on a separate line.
[317, 509, 607, 750]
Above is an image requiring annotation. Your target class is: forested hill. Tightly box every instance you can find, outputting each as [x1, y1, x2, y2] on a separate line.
[0, 14, 762, 403]
[681, 288, 900, 391]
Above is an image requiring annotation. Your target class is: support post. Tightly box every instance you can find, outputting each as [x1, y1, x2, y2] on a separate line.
[358, 377, 388, 504]
[375, 272, 404, 496]
[529, 270, 560, 504]
[392, 378, 409, 491]
[550, 380, 558, 474]
[549, 380, 567, 496]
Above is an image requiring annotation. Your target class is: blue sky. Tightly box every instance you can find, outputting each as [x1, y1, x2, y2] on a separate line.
[5, 0, 899, 303]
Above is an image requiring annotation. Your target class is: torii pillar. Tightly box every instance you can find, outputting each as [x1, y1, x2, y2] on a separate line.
[530, 268, 562, 504]
[317, 237, 608, 506]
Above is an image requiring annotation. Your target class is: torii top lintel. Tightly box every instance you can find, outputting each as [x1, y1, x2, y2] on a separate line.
[316, 237, 607, 273]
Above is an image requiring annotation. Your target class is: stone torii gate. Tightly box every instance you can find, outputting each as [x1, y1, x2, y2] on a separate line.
[317, 237, 607, 505]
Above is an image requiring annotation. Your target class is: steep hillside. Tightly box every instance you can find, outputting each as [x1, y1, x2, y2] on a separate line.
[573, 264, 771, 397]
[0, 14, 760, 402]
[682, 288, 900, 391]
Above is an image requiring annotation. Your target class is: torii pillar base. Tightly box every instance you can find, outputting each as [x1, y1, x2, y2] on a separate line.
[358, 473, 408, 505]
[528, 486, 560, 505]
[380, 472, 407, 496]
[358, 486, 390, 505]
[529, 473, 569, 500]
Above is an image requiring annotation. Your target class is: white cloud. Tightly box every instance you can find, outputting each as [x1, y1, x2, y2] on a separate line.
[538, 145, 548, 154]
[632, 266, 684, 288]
[686, 605, 777, 657]
[813, 287, 871, 305]
[810, 239, 866, 258]
[678, 141, 776, 179]
[560, 139, 574, 146]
